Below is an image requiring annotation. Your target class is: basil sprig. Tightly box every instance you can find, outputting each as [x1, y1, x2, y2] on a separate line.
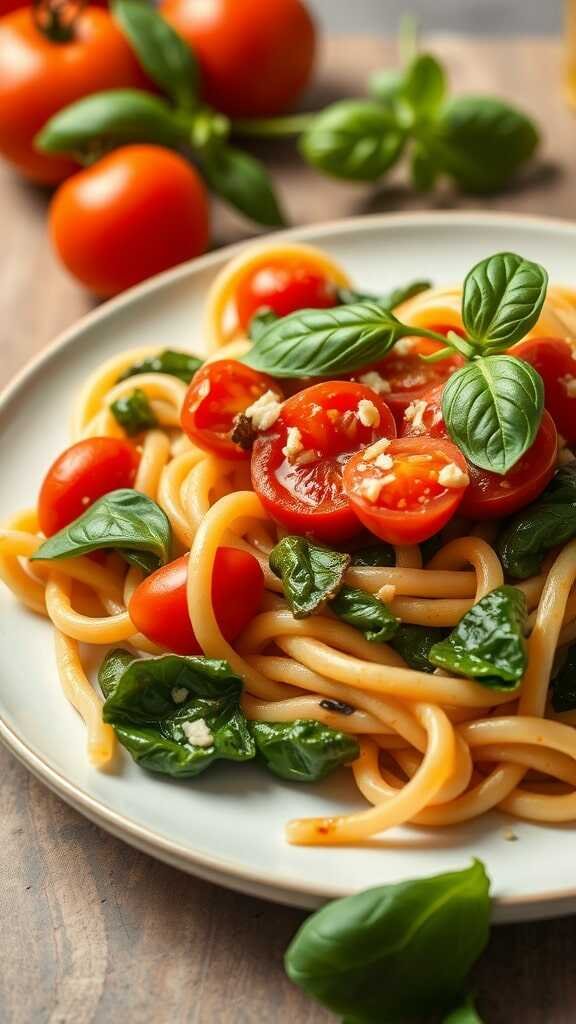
[111, 388, 157, 435]
[251, 720, 359, 782]
[118, 349, 203, 384]
[330, 586, 400, 643]
[269, 536, 350, 617]
[390, 623, 449, 673]
[31, 488, 172, 575]
[497, 465, 576, 578]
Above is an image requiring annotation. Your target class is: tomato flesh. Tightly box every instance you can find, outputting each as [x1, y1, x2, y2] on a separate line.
[38, 437, 140, 537]
[512, 337, 576, 444]
[370, 329, 464, 427]
[129, 549, 264, 655]
[251, 381, 396, 543]
[235, 260, 338, 331]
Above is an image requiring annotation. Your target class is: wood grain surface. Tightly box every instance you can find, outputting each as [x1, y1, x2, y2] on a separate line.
[1, 36, 576, 1024]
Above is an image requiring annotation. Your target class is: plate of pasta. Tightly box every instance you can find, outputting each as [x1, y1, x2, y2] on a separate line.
[3, 210, 576, 921]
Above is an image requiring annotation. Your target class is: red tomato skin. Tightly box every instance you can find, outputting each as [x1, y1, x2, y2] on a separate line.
[160, 0, 316, 118]
[343, 437, 469, 546]
[49, 145, 210, 297]
[372, 334, 464, 427]
[38, 437, 140, 536]
[128, 549, 264, 654]
[0, 8, 148, 184]
[512, 337, 576, 444]
[251, 381, 396, 543]
[235, 261, 337, 330]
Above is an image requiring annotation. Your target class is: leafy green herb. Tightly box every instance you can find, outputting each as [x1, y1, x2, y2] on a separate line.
[429, 586, 528, 689]
[118, 349, 203, 384]
[112, 0, 199, 109]
[443, 993, 484, 1024]
[285, 860, 490, 1023]
[390, 624, 448, 673]
[248, 308, 279, 341]
[200, 144, 285, 226]
[410, 142, 439, 191]
[330, 586, 400, 643]
[497, 465, 576, 578]
[111, 388, 157, 435]
[350, 543, 395, 567]
[462, 252, 548, 349]
[442, 355, 543, 474]
[368, 67, 404, 108]
[335, 279, 431, 310]
[250, 719, 359, 782]
[98, 648, 133, 700]
[401, 53, 447, 120]
[269, 537, 350, 618]
[300, 101, 405, 181]
[31, 489, 171, 575]
[551, 644, 576, 712]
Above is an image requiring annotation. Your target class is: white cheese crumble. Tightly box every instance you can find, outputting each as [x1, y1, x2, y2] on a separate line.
[363, 437, 391, 461]
[182, 718, 213, 748]
[358, 371, 391, 395]
[357, 399, 381, 428]
[171, 687, 189, 704]
[376, 584, 396, 603]
[282, 426, 304, 460]
[560, 373, 576, 397]
[394, 338, 417, 356]
[243, 389, 282, 431]
[437, 462, 470, 489]
[403, 399, 428, 433]
[294, 450, 317, 466]
[374, 452, 394, 471]
[356, 477, 385, 503]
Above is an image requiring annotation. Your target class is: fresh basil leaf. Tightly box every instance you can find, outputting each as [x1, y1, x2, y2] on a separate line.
[551, 644, 576, 712]
[390, 624, 449, 673]
[269, 537, 350, 618]
[200, 144, 285, 227]
[336, 280, 431, 310]
[330, 585, 400, 643]
[285, 860, 491, 1023]
[113, 0, 199, 109]
[118, 349, 203, 384]
[103, 653, 255, 777]
[443, 994, 484, 1024]
[36, 90, 187, 156]
[98, 648, 134, 700]
[251, 719, 359, 782]
[442, 355, 543, 474]
[410, 142, 439, 191]
[350, 543, 395, 567]
[249, 308, 279, 342]
[462, 252, 548, 348]
[429, 95, 539, 192]
[429, 585, 528, 689]
[31, 489, 171, 573]
[111, 388, 157, 436]
[402, 53, 447, 119]
[497, 465, 576, 578]
[300, 101, 405, 181]
[242, 301, 435, 378]
[368, 68, 405, 108]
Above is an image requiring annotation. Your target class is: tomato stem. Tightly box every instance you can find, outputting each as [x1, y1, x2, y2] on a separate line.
[230, 114, 316, 138]
[33, 0, 87, 42]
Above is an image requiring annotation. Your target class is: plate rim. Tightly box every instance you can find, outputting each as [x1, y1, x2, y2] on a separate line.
[3, 208, 576, 918]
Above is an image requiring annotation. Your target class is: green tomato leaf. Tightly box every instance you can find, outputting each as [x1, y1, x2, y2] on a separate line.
[336, 279, 431, 310]
[112, 0, 199, 109]
[329, 585, 400, 643]
[402, 53, 447, 119]
[36, 89, 187, 157]
[269, 536, 350, 618]
[300, 100, 405, 181]
[390, 624, 449, 673]
[497, 464, 576, 578]
[442, 355, 544, 474]
[350, 543, 396, 567]
[111, 388, 157, 436]
[462, 252, 548, 347]
[200, 144, 285, 227]
[285, 860, 491, 1023]
[31, 489, 172, 573]
[251, 719, 359, 782]
[443, 993, 484, 1024]
[428, 585, 528, 689]
[117, 348, 203, 385]
[551, 644, 576, 712]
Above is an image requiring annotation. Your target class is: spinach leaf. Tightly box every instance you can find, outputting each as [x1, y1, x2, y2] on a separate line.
[551, 644, 576, 712]
[285, 860, 490, 1023]
[118, 349, 203, 384]
[300, 101, 405, 181]
[111, 388, 157, 435]
[102, 652, 255, 777]
[428, 586, 528, 689]
[350, 543, 395, 567]
[269, 537, 350, 618]
[442, 355, 543, 474]
[336, 279, 431, 310]
[250, 719, 359, 782]
[31, 489, 171, 574]
[497, 465, 576, 578]
[248, 308, 279, 341]
[390, 624, 449, 673]
[241, 302, 443, 378]
[98, 648, 133, 700]
[462, 252, 548, 348]
[112, 0, 199, 109]
[200, 144, 285, 227]
[443, 994, 484, 1024]
[330, 586, 400, 643]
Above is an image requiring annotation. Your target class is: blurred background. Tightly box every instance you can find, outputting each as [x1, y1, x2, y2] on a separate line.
[310, 0, 561, 33]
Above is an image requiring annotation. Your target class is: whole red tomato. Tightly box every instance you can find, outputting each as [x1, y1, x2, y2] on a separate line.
[49, 144, 210, 296]
[159, 0, 316, 118]
[0, 6, 147, 184]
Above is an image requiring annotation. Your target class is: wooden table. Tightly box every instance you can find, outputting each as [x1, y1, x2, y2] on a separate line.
[1, 36, 576, 1024]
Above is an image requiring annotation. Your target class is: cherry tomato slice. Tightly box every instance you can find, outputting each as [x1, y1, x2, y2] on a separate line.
[251, 381, 396, 543]
[371, 330, 464, 427]
[343, 436, 469, 545]
[129, 548, 264, 655]
[512, 337, 576, 444]
[235, 259, 338, 330]
[38, 437, 140, 537]
[181, 359, 282, 460]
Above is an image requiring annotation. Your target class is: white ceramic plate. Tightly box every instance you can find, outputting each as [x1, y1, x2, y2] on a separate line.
[2, 211, 576, 923]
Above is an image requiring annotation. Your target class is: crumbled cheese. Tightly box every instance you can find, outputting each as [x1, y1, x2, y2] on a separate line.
[403, 399, 428, 433]
[182, 718, 213, 748]
[244, 389, 282, 431]
[394, 338, 417, 356]
[326, 408, 340, 423]
[374, 452, 394, 471]
[171, 687, 189, 704]
[357, 399, 381, 429]
[381, 473, 396, 485]
[356, 477, 385, 503]
[282, 426, 304, 460]
[358, 371, 391, 395]
[560, 373, 576, 397]
[437, 462, 470, 488]
[294, 449, 317, 466]
[364, 437, 391, 461]
[376, 584, 396, 603]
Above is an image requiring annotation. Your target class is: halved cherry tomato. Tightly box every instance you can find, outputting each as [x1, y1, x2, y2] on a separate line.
[400, 384, 558, 519]
[343, 436, 469, 545]
[181, 359, 282, 460]
[38, 437, 140, 536]
[235, 259, 338, 330]
[251, 381, 396, 543]
[129, 549, 264, 655]
[371, 329, 464, 426]
[512, 337, 576, 444]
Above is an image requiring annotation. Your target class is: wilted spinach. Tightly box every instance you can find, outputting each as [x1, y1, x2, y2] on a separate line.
[390, 623, 449, 673]
[497, 465, 576, 578]
[251, 719, 359, 782]
[330, 586, 400, 643]
[551, 644, 576, 712]
[269, 536, 350, 617]
[111, 388, 157, 435]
